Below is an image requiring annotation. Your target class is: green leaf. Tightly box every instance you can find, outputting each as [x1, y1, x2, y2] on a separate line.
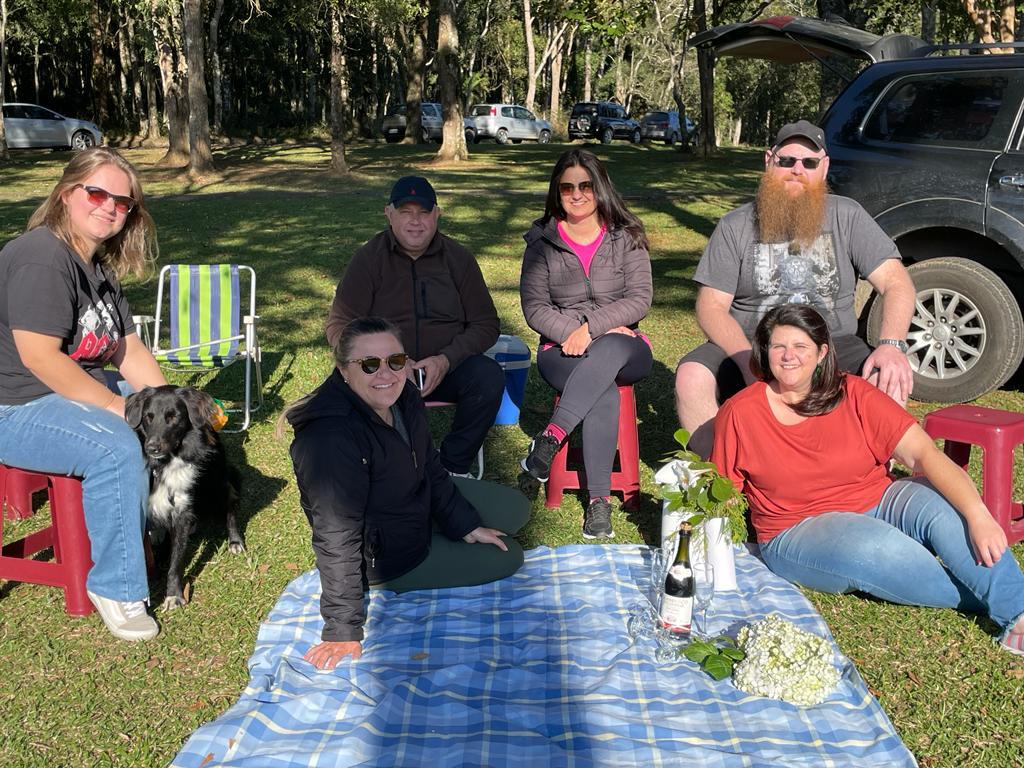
[696, 488, 711, 511]
[720, 647, 746, 661]
[709, 476, 734, 502]
[685, 513, 706, 527]
[683, 641, 714, 663]
[702, 654, 734, 680]
[673, 428, 691, 448]
[691, 461, 716, 471]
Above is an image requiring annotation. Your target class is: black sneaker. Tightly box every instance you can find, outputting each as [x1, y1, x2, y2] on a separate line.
[583, 498, 615, 540]
[520, 431, 561, 482]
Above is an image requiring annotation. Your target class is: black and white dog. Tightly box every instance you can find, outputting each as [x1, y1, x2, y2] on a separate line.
[126, 385, 244, 609]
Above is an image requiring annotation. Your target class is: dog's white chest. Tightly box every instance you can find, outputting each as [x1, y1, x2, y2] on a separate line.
[148, 456, 198, 525]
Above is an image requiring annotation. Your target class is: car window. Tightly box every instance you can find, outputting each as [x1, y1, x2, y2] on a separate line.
[501, 106, 514, 118]
[24, 105, 59, 120]
[2, 105, 26, 119]
[613, 106, 625, 119]
[470, 105, 491, 117]
[514, 107, 531, 120]
[864, 72, 1024, 151]
[644, 112, 668, 122]
[572, 103, 597, 117]
[423, 104, 440, 118]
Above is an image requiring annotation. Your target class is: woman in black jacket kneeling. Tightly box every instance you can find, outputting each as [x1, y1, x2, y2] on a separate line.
[288, 316, 529, 669]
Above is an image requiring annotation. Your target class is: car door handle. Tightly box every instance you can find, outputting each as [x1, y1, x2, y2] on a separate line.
[998, 174, 1024, 189]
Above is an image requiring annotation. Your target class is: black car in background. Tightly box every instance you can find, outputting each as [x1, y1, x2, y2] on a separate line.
[568, 101, 641, 144]
[693, 16, 1024, 403]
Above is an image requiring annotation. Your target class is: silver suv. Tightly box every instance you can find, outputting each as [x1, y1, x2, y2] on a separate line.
[381, 102, 443, 143]
[464, 104, 553, 145]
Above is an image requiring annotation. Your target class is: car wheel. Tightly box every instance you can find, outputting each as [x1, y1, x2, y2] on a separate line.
[496, 128, 509, 145]
[631, 128, 641, 144]
[866, 257, 1024, 402]
[385, 135, 401, 144]
[538, 130, 551, 144]
[666, 132, 678, 146]
[465, 127, 476, 144]
[601, 127, 613, 144]
[72, 130, 96, 150]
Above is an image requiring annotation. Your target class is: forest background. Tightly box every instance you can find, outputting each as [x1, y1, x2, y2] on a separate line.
[0, 0, 1016, 171]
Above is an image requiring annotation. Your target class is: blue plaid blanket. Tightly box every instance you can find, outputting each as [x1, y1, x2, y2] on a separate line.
[171, 545, 915, 767]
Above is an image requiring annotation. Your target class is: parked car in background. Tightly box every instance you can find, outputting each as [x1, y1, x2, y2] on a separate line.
[1, 103, 101, 150]
[464, 104, 553, 144]
[693, 15, 1024, 402]
[381, 102, 443, 143]
[641, 110, 701, 146]
[568, 101, 640, 144]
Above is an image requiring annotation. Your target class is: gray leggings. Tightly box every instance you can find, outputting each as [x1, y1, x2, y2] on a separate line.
[537, 333, 652, 497]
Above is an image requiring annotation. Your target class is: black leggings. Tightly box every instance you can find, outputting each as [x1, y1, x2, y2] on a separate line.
[537, 333, 652, 497]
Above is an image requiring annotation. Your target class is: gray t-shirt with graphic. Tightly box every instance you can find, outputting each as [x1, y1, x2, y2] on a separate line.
[694, 195, 900, 337]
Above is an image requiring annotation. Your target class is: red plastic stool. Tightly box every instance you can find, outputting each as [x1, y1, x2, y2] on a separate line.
[545, 384, 641, 511]
[0, 466, 95, 615]
[1, 464, 47, 520]
[922, 405, 1024, 544]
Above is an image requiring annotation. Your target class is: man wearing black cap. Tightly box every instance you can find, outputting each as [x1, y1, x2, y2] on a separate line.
[674, 120, 916, 457]
[326, 175, 503, 477]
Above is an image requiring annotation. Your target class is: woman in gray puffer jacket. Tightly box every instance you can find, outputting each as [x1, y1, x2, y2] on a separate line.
[519, 148, 653, 539]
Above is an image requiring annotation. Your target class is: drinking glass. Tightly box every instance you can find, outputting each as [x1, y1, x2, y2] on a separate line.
[626, 545, 668, 641]
[693, 562, 715, 640]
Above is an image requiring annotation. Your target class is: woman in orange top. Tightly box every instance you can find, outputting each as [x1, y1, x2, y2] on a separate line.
[712, 303, 1024, 656]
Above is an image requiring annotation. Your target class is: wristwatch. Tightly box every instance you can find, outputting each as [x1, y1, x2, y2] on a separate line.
[878, 338, 909, 354]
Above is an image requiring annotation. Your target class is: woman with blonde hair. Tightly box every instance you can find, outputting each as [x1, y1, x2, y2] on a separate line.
[0, 147, 167, 641]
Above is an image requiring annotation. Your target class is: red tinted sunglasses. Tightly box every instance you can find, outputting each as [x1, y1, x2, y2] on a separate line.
[76, 184, 136, 214]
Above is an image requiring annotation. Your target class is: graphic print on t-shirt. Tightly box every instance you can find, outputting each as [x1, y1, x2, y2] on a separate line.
[69, 300, 121, 363]
[749, 233, 841, 328]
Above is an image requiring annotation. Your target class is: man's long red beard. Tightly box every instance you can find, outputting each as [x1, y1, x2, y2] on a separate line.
[755, 172, 828, 250]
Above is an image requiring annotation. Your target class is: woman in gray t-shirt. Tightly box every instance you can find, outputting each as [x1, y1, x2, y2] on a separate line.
[0, 148, 167, 641]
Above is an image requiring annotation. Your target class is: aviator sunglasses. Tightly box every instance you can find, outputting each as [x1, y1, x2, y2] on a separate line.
[773, 154, 823, 170]
[75, 184, 137, 214]
[558, 180, 594, 197]
[344, 353, 409, 375]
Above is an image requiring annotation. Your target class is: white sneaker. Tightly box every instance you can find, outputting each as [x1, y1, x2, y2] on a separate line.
[87, 590, 159, 641]
[448, 470, 475, 479]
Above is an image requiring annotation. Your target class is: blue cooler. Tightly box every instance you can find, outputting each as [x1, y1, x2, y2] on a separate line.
[485, 334, 531, 425]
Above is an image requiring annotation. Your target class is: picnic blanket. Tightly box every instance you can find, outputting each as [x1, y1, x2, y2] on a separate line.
[171, 545, 916, 767]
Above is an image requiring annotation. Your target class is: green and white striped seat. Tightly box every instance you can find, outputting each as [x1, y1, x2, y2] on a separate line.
[134, 264, 263, 432]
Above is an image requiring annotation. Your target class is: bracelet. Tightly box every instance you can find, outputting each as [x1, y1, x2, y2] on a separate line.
[877, 338, 909, 354]
[101, 391, 118, 409]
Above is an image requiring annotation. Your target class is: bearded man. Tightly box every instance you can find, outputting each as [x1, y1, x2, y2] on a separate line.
[674, 120, 915, 457]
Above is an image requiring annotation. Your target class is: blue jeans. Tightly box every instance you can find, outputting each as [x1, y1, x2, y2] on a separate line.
[0, 380, 149, 602]
[760, 478, 1024, 632]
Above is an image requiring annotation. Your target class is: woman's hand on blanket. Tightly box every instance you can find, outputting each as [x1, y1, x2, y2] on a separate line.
[463, 526, 509, 551]
[967, 513, 1008, 567]
[305, 640, 362, 669]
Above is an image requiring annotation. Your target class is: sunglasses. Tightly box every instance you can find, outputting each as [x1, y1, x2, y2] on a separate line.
[343, 353, 409, 374]
[773, 154, 823, 170]
[558, 180, 594, 197]
[76, 184, 137, 214]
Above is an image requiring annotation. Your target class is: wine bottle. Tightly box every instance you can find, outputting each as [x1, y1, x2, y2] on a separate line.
[659, 523, 694, 636]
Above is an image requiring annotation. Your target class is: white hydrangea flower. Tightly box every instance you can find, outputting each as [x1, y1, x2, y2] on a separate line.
[732, 613, 841, 707]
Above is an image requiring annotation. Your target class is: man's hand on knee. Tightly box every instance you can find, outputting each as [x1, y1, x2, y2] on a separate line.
[861, 344, 913, 405]
[412, 354, 450, 397]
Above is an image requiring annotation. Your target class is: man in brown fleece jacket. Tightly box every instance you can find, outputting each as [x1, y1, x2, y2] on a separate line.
[326, 176, 504, 476]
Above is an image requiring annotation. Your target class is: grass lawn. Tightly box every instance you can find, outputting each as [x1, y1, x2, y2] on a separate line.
[1, 140, 1022, 767]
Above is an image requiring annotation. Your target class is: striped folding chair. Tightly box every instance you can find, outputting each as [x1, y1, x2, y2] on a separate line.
[134, 264, 263, 432]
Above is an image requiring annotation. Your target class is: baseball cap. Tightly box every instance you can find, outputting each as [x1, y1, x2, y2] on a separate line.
[389, 176, 437, 211]
[772, 120, 827, 153]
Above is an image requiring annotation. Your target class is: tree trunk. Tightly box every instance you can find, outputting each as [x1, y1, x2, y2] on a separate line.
[523, 0, 537, 112]
[329, 3, 349, 174]
[549, 39, 563, 119]
[0, 0, 8, 159]
[116, 19, 134, 132]
[184, 0, 214, 175]
[584, 37, 592, 102]
[434, 0, 467, 161]
[695, 0, 716, 157]
[210, 0, 224, 134]
[921, 2, 937, 43]
[401, 15, 428, 144]
[89, 1, 110, 127]
[155, 0, 189, 166]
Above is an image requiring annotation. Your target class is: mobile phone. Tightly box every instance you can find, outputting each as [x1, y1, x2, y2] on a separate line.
[414, 367, 426, 390]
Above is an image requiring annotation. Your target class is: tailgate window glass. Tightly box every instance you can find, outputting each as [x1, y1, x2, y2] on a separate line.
[470, 105, 491, 117]
[864, 72, 1023, 150]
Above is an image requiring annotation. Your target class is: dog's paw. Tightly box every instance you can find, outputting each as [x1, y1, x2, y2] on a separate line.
[161, 595, 187, 611]
[228, 541, 245, 555]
